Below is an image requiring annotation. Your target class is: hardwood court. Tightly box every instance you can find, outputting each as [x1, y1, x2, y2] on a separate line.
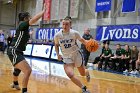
[0, 53, 140, 93]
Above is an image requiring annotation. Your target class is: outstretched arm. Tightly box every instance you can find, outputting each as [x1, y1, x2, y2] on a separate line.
[29, 4, 47, 25]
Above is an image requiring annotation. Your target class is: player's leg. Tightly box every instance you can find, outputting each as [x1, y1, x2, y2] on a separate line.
[77, 66, 90, 82]
[11, 68, 21, 90]
[7, 48, 31, 93]
[64, 63, 90, 93]
[15, 60, 32, 93]
[76, 51, 90, 82]
[64, 63, 83, 87]
[83, 49, 90, 67]
[77, 66, 90, 93]
[75, 51, 90, 93]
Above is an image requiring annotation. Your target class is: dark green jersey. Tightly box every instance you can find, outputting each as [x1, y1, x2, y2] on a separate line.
[11, 21, 30, 51]
[81, 34, 92, 49]
[101, 47, 105, 54]
[116, 48, 125, 56]
[103, 48, 112, 56]
[124, 49, 131, 57]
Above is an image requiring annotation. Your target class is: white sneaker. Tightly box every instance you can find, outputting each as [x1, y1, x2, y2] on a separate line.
[123, 70, 128, 73]
[134, 70, 139, 75]
[129, 71, 135, 74]
[10, 83, 21, 90]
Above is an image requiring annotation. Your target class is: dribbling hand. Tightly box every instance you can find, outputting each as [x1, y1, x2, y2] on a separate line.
[58, 54, 63, 61]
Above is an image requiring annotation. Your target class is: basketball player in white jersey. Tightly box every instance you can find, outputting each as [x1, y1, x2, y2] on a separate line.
[54, 17, 90, 93]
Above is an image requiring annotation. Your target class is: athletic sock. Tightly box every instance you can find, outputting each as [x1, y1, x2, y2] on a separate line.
[22, 88, 27, 93]
[13, 81, 19, 85]
[82, 85, 87, 91]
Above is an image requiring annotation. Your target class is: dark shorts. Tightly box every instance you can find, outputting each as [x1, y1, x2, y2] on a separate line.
[7, 47, 25, 66]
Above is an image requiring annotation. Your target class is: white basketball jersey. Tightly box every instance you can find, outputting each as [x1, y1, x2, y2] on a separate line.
[54, 29, 82, 58]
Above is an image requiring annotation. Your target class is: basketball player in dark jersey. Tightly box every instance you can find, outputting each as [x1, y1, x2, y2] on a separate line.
[7, 4, 47, 93]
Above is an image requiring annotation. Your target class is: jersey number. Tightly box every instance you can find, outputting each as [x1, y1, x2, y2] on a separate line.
[64, 44, 71, 48]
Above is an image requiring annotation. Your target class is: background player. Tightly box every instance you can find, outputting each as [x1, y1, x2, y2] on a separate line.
[81, 28, 93, 67]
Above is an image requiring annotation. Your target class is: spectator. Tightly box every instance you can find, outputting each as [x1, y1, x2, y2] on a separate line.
[0, 32, 5, 53]
[111, 44, 125, 72]
[134, 51, 140, 74]
[81, 28, 93, 66]
[129, 46, 139, 74]
[99, 43, 112, 70]
[123, 44, 131, 73]
[93, 40, 110, 65]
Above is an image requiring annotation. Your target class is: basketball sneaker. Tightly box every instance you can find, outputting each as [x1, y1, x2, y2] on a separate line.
[123, 70, 128, 74]
[129, 71, 135, 74]
[82, 86, 90, 93]
[130, 70, 139, 75]
[10, 83, 21, 90]
[86, 73, 90, 82]
[133, 70, 139, 75]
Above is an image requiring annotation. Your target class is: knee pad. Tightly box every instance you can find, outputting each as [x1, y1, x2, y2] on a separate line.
[13, 68, 21, 76]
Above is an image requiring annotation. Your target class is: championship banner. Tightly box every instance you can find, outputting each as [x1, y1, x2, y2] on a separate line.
[122, 0, 136, 13]
[36, 28, 61, 40]
[95, 0, 111, 12]
[96, 25, 140, 42]
[43, 0, 52, 21]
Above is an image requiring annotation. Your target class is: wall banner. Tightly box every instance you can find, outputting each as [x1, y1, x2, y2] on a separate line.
[96, 24, 140, 42]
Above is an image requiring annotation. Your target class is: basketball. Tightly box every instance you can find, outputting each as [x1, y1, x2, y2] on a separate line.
[85, 39, 99, 52]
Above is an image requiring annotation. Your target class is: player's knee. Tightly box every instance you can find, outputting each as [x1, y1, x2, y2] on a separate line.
[66, 72, 74, 78]
[13, 69, 21, 76]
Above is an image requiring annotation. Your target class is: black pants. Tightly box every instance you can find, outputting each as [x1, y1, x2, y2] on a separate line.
[118, 59, 125, 72]
[131, 59, 137, 70]
[93, 56, 101, 64]
[124, 58, 130, 70]
[82, 48, 90, 66]
[111, 58, 125, 71]
[99, 57, 110, 70]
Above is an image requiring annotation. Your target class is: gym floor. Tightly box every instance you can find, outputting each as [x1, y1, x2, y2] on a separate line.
[0, 53, 140, 93]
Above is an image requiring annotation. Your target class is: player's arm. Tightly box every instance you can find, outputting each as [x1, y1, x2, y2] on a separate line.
[54, 36, 62, 61]
[106, 54, 111, 58]
[54, 36, 59, 56]
[107, 49, 112, 57]
[55, 43, 63, 61]
[79, 38, 87, 45]
[55, 43, 59, 56]
[29, 4, 47, 25]
[75, 31, 87, 45]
